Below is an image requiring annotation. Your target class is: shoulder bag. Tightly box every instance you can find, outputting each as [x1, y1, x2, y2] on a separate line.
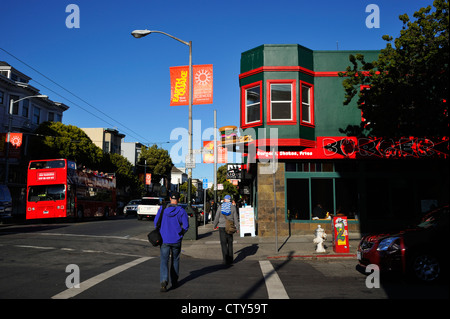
[225, 217, 237, 235]
[148, 205, 166, 246]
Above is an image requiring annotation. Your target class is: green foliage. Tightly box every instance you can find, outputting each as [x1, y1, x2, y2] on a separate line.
[340, 0, 448, 138]
[29, 121, 103, 166]
[137, 144, 173, 183]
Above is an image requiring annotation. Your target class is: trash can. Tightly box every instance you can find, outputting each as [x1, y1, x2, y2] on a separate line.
[183, 205, 198, 240]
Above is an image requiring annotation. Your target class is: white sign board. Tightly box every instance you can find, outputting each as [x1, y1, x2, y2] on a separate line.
[239, 206, 256, 237]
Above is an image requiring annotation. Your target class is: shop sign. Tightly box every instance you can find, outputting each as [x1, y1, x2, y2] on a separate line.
[254, 136, 449, 160]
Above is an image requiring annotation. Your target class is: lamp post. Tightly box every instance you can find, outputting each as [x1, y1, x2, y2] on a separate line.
[131, 29, 193, 206]
[4, 95, 48, 185]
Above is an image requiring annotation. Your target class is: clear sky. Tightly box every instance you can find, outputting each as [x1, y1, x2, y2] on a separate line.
[1, 0, 434, 183]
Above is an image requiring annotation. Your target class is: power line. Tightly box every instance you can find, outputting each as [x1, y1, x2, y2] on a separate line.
[0, 47, 163, 145]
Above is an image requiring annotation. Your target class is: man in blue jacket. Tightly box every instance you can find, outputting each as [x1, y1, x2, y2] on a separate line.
[154, 192, 189, 292]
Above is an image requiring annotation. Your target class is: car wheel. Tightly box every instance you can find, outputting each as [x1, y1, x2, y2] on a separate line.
[410, 253, 441, 283]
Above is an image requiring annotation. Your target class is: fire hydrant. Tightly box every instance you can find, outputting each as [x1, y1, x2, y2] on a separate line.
[313, 225, 327, 253]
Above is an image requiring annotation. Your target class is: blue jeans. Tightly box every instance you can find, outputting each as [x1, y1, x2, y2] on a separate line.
[160, 242, 182, 285]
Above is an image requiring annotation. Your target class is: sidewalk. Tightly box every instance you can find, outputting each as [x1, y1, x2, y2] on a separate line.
[181, 223, 360, 261]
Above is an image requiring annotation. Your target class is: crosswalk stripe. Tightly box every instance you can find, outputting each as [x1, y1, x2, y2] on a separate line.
[52, 256, 153, 299]
[259, 260, 289, 299]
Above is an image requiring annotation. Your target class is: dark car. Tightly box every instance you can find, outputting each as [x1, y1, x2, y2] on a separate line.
[0, 185, 13, 220]
[357, 205, 449, 283]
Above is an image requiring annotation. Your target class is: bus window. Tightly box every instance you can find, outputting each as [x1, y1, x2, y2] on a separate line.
[29, 160, 66, 169]
[28, 184, 66, 202]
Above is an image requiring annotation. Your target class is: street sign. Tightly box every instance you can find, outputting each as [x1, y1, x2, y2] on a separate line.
[202, 178, 208, 189]
[185, 154, 196, 169]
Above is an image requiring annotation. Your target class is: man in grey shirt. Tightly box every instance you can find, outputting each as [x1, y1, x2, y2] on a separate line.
[213, 195, 239, 264]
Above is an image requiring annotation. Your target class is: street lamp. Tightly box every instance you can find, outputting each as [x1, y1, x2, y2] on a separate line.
[4, 95, 48, 184]
[131, 29, 193, 206]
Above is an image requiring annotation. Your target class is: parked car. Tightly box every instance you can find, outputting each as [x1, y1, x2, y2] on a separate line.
[0, 185, 13, 220]
[0, 185, 12, 220]
[137, 197, 163, 220]
[357, 205, 449, 283]
[123, 199, 141, 217]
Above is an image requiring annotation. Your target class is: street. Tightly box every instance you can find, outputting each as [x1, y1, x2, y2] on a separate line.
[1, 218, 448, 304]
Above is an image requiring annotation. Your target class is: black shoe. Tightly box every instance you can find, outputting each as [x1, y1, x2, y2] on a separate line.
[160, 281, 168, 292]
[172, 281, 178, 289]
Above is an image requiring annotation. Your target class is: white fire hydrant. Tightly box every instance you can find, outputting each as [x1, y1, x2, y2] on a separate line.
[313, 225, 327, 253]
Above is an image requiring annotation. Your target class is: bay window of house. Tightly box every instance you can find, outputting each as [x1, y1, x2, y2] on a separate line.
[241, 81, 262, 128]
[300, 81, 314, 126]
[267, 80, 296, 125]
[32, 106, 41, 124]
[22, 99, 29, 117]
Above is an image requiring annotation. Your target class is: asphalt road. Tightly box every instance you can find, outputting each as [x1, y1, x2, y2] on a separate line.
[1, 217, 448, 309]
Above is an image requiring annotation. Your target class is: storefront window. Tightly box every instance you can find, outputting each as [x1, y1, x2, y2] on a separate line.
[335, 178, 359, 219]
[287, 179, 310, 220]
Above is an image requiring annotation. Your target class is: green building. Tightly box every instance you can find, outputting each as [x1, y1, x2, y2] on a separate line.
[237, 44, 448, 236]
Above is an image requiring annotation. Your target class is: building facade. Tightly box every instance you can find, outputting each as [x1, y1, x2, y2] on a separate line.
[238, 45, 449, 236]
[122, 141, 144, 170]
[81, 128, 125, 155]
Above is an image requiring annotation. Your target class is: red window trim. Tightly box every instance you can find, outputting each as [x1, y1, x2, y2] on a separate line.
[241, 81, 263, 129]
[266, 79, 297, 125]
[300, 80, 315, 127]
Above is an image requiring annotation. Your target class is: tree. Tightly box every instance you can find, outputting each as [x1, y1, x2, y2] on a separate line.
[340, 0, 448, 138]
[28, 121, 103, 167]
[180, 181, 196, 203]
[137, 144, 173, 184]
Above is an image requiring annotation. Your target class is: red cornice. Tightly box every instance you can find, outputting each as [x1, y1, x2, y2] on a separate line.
[239, 66, 344, 79]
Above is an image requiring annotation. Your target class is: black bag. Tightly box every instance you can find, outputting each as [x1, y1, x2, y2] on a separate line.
[148, 205, 166, 246]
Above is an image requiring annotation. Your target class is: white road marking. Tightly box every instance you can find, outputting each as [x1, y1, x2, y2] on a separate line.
[15, 245, 55, 250]
[38, 232, 147, 242]
[51, 256, 153, 299]
[259, 260, 289, 299]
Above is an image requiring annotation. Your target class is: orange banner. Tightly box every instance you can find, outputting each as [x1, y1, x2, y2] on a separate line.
[170, 64, 213, 106]
[203, 140, 227, 164]
[0, 133, 23, 158]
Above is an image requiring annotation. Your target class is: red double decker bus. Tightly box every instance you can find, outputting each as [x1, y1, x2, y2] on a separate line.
[26, 159, 116, 220]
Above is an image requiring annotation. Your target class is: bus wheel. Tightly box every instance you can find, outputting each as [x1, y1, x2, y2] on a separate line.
[77, 209, 84, 220]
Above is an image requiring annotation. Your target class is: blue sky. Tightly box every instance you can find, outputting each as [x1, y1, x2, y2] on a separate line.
[1, 0, 434, 182]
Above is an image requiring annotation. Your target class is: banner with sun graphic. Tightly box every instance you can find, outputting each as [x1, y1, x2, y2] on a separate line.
[0, 133, 23, 158]
[170, 64, 213, 106]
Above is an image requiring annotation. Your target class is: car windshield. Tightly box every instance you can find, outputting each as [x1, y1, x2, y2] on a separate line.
[141, 198, 161, 205]
[128, 200, 141, 205]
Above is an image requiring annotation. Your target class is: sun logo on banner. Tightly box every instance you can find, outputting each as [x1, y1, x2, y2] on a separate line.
[11, 135, 23, 147]
[195, 68, 212, 86]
